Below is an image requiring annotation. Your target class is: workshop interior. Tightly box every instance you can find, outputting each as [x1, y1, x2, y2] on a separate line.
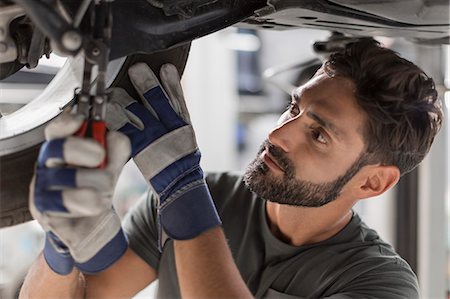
[0, 0, 448, 298]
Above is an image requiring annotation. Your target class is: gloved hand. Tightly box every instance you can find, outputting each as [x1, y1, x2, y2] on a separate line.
[29, 111, 131, 275]
[106, 63, 221, 244]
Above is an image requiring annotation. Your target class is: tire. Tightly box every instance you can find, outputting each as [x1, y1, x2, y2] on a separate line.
[0, 43, 191, 228]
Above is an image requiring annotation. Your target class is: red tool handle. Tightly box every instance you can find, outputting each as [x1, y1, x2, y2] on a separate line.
[75, 120, 89, 138]
[92, 120, 107, 168]
[75, 120, 107, 168]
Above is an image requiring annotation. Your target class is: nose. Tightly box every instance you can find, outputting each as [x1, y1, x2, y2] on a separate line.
[267, 116, 298, 153]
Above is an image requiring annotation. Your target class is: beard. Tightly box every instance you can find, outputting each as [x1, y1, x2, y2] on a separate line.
[243, 140, 368, 207]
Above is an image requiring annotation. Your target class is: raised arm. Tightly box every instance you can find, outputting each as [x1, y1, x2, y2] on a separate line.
[20, 248, 157, 299]
[20, 111, 156, 298]
[20, 254, 84, 299]
[174, 228, 253, 299]
[105, 63, 253, 298]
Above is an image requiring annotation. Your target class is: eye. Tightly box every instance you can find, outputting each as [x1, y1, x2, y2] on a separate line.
[286, 102, 300, 117]
[311, 129, 327, 144]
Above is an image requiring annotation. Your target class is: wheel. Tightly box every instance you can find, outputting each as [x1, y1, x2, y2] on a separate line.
[0, 43, 191, 227]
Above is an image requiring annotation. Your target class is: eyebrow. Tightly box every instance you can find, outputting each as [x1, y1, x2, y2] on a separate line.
[291, 91, 344, 139]
[306, 111, 340, 138]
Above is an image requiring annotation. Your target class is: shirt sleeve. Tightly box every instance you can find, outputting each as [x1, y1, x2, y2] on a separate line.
[122, 190, 161, 271]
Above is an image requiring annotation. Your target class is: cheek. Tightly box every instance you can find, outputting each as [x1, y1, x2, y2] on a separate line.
[291, 149, 358, 184]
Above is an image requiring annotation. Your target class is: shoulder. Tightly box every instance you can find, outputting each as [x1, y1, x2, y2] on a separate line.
[271, 214, 420, 298]
[329, 215, 419, 297]
[333, 250, 420, 298]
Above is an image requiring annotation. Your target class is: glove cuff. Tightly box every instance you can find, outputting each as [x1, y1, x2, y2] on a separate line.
[75, 228, 128, 274]
[159, 181, 221, 241]
[43, 232, 74, 275]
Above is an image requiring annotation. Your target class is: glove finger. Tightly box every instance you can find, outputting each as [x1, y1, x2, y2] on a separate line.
[160, 63, 192, 124]
[35, 167, 76, 190]
[37, 188, 108, 217]
[107, 83, 162, 130]
[105, 131, 131, 175]
[34, 188, 68, 214]
[124, 100, 161, 128]
[127, 63, 161, 119]
[128, 63, 185, 130]
[38, 137, 105, 168]
[35, 167, 114, 193]
[61, 188, 110, 216]
[107, 87, 136, 108]
[106, 88, 145, 131]
[106, 101, 145, 131]
[45, 110, 85, 140]
[76, 169, 115, 194]
[38, 139, 65, 167]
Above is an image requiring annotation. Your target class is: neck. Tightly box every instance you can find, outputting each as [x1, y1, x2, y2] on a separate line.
[265, 200, 354, 246]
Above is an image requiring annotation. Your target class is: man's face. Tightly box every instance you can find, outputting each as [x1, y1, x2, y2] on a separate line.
[244, 71, 367, 207]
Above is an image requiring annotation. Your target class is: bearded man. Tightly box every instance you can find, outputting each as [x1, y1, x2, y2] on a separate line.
[21, 39, 442, 299]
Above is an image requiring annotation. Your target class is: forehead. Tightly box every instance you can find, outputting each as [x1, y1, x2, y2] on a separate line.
[294, 73, 366, 141]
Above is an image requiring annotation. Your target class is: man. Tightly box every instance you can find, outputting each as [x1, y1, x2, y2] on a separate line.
[20, 39, 442, 298]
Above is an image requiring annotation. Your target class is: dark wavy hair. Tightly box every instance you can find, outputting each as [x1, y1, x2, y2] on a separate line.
[324, 39, 443, 175]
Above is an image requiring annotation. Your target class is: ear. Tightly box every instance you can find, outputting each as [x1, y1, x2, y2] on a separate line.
[357, 165, 400, 199]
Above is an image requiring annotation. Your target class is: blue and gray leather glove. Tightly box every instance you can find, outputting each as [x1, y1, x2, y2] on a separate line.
[29, 112, 131, 275]
[106, 63, 221, 244]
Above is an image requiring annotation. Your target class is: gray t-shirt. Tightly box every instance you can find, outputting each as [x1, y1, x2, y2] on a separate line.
[123, 172, 419, 298]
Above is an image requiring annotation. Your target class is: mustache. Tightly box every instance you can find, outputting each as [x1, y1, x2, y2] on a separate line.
[260, 140, 295, 178]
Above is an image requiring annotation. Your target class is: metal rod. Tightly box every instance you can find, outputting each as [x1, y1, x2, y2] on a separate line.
[73, 0, 93, 28]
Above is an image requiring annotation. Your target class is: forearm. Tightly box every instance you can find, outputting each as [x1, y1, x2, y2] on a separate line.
[174, 227, 253, 299]
[19, 253, 85, 299]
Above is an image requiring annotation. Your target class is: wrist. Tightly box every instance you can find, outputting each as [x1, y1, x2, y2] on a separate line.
[75, 228, 128, 274]
[43, 232, 75, 275]
[159, 181, 221, 240]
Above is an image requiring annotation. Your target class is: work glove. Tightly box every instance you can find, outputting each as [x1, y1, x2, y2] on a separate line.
[29, 111, 131, 275]
[106, 63, 221, 245]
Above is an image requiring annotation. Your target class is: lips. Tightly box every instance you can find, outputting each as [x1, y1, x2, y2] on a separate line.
[262, 150, 284, 172]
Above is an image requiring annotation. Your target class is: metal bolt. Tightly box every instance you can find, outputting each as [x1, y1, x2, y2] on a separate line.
[0, 42, 7, 53]
[61, 30, 82, 51]
[92, 47, 101, 56]
[94, 96, 104, 105]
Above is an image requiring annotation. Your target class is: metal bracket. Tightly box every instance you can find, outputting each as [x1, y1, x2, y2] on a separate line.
[158, 0, 219, 18]
[0, 4, 25, 63]
[12, 0, 82, 56]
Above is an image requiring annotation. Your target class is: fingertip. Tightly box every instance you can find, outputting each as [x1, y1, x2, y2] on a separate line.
[128, 63, 159, 94]
[64, 137, 106, 168]
[107, 131, 131, 156]
[105, 131, 131, 173]
[45, 112, 85, 140]
[159, 64, 190, 123]
[160, 63, 180, 81]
